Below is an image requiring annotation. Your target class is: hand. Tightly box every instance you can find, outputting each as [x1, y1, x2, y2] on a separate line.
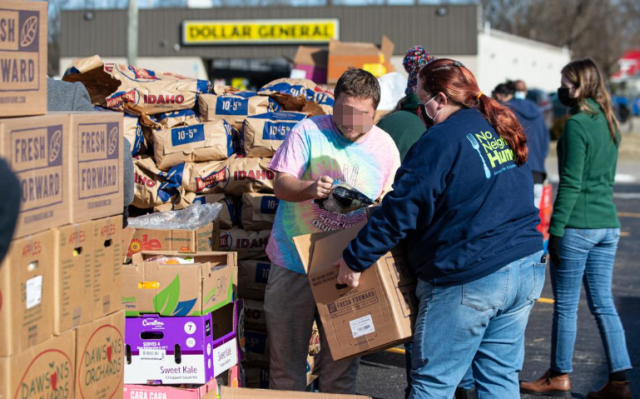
[309, 176, 334, 200]
[548, 235, 562, 267]
[334, 258, 361, 288]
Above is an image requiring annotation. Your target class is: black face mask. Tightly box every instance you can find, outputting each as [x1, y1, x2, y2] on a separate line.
[417, 103, 436, 129]
[557, 87, 578, 108]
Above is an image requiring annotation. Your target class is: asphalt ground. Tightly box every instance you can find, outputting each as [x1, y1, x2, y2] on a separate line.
[354, 182, 640, 399]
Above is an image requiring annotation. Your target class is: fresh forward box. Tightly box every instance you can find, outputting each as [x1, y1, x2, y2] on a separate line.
[293, 223, 417, 361]
[0, 0, 48, 117]
[0, 229, 54, 356]
[0, 114, 70, 238]
[0, 330, 75, 399]
[75, 310, 125, 399]
[123, 251, 236, 316]
[124, 300, 243, 385]
[62, 112, 124, 223]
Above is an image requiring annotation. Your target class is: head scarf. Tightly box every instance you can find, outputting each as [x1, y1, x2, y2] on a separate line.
[403, 46, 436, 96]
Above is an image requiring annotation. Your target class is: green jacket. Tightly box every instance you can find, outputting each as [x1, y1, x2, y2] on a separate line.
[549, 98, 620, 237]
[376, 93, 426, 161]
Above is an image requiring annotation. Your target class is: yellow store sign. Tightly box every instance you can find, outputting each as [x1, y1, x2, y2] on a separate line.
[182, 19, 339, 45]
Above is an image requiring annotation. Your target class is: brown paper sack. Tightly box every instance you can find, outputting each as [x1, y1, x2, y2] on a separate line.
[132, 155, 180, 209]
[241, 193, 279, 231]
[219, 228, 270, 260]
[153, 120, 236, 171]
[242, 112, 308, 158]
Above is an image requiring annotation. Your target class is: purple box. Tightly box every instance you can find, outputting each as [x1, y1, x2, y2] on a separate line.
[125, 300, 244, 385]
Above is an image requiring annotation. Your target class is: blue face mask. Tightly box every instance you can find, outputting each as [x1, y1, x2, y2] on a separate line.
[515, 91, 526, 100]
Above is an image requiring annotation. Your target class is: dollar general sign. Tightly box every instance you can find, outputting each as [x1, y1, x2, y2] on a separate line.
[182, 19, 339, 45]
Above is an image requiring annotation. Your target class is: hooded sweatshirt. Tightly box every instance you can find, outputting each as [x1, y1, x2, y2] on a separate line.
[343, 107, 542, 286]
[376, 94, 426, 161]
[507, 98, 550, 177]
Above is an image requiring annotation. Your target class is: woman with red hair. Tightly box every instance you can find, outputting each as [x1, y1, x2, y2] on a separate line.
[334, 59, 545, 398]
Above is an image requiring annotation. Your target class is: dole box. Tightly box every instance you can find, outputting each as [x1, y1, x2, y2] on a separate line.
[0, 114, 70, 238]
[0, 229, 54, 356]
[0, 0, 47, 117]
[293, 223, 417, 361]
[123, 251, 237, 317]
[124, 300, 243, 385]
[126, 222, 219, 260]
[63, 112, 124, 223]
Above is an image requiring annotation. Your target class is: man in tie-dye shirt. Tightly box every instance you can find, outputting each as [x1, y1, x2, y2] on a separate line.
[264, 69, 401, 393]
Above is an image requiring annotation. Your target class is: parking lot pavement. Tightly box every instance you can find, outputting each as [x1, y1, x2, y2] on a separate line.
[356, 184, 640, 399]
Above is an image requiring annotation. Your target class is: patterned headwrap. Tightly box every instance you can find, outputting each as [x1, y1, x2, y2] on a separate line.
[403, 46, 436, 96]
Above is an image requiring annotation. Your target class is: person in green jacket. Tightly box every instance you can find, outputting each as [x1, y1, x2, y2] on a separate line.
[520, 59, 632, 399]
[377, 46, 435, 161]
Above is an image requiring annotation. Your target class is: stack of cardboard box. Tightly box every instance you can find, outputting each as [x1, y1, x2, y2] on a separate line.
[0, 3, 126, 399]
[122, 250, 243, 396]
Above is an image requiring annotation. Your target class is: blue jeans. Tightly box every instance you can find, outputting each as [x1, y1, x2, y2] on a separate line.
[550, 228, 632, 374]
[410, 251, 545, 399]
[404, 342, 474, 399]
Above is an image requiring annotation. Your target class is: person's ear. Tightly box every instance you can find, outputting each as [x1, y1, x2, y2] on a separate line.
[437, 92, 448, 109]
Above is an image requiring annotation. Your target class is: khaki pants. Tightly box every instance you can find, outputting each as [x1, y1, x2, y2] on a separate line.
[264, 264, 360, 393]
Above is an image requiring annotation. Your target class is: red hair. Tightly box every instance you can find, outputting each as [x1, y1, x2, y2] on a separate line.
[418, 59, 528, 165]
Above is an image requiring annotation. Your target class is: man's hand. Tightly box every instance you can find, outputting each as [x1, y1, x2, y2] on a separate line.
[334, 258, 361, 288]
[548, 235, 562, 267]
[308, 176, 334, 200]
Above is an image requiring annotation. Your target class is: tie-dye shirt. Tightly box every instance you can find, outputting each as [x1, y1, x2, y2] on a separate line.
[266, 115, 401, 274]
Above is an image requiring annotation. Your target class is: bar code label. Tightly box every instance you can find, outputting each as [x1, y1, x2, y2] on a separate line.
[26, 275, 43, 309]
[349, 315, 375, 339]
[140, 349, 166, 361]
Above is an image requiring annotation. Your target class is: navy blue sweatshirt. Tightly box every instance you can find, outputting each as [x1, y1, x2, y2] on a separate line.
[507, 99, 550, 177]
[343, 107, 543, 286]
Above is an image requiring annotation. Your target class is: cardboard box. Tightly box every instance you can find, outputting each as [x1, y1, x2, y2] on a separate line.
[0, 229, 54, 356]
[64, 112, 125, 223]
[123, 251, 236, 317]
[0, 114, 70, 238]
[124, 301, 242, 385]
[220, 387, 372, 399]
[124, 378, 218, 399]
[327, 35, 395, 84]
[0, 0, 48, 117]
[293, 223, 416, 361]
[93, 215, 124, 319]
[54, 221, 95, 335]
[126, 223, 219, 259]
[238, 259, 271, 300]
[293, 46, 328, 84]
[0, 330, 75, 399]
[75, 310, 125, 399]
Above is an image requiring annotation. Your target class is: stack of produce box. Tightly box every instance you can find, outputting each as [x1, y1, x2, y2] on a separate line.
[60, 54, 336, 396]
[0, 3, 126, 399]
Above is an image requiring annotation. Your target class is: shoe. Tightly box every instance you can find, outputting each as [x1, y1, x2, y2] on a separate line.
[455, 387, 477, 399]
[587, 380, 631, 399]
[519, 369, 571, 397]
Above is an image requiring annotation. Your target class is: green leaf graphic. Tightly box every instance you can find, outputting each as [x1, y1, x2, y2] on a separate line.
[153, 275, 181, 315]
[205, 286, 217, 303]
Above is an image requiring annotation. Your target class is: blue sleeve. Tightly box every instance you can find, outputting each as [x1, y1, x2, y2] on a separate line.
[342, 169, 436, 272]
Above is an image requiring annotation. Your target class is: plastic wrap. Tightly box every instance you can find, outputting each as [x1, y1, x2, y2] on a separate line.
[128, 203, 222, 230]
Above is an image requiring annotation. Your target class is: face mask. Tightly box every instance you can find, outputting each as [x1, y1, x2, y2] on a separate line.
[515, 91, 526, 100]
[557, 87, 578, 108]
[417, 96, 439, 129]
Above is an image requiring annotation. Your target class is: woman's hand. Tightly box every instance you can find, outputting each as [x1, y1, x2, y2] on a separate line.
[334, 258, 362, 288]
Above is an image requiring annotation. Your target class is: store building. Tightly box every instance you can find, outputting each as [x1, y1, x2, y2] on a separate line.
[60, 4, 570, 93]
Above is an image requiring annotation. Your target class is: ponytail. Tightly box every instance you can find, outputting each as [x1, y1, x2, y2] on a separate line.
[477, 94, 528, 165]
[419, 59, 529, 166]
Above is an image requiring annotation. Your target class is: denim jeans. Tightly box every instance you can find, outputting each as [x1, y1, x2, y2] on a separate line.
[409, 251, 545, 399]
[404, 341, 474, 399]
[550, 228, 632, 374]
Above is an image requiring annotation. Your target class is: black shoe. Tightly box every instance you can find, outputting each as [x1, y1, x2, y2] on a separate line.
[455, 387, 477, 399]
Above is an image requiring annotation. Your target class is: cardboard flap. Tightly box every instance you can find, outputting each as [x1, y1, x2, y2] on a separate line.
[307, 223, 366, 275]
[292, 229, 338, 274]
[329, 40, 379, 57]
[380, 35, 395, 66]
